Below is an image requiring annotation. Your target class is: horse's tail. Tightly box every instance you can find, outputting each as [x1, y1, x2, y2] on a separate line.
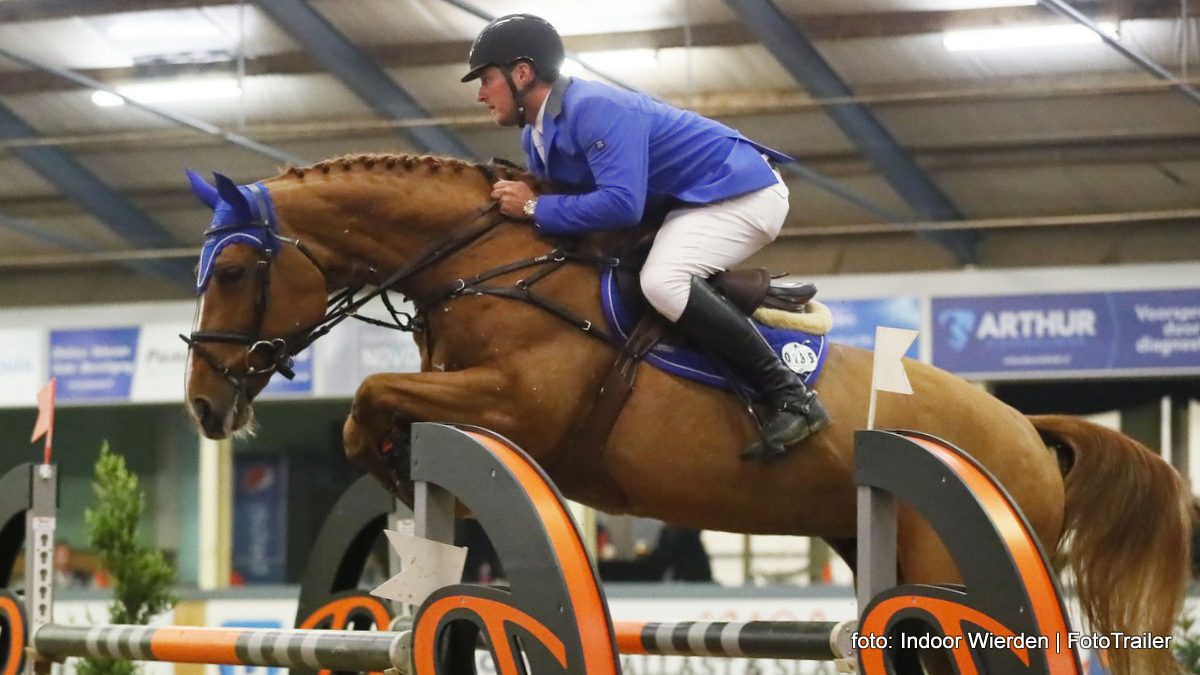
[1029, 414, 1191, 675]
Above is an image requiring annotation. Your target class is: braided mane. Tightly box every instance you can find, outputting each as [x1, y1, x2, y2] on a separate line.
[271, 152, 532, 184]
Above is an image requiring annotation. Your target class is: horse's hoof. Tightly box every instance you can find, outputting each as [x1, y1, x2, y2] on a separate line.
[380, 424, 413, 479]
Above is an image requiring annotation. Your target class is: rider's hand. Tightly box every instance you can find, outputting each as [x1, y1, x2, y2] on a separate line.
[491, 180, 535, 220]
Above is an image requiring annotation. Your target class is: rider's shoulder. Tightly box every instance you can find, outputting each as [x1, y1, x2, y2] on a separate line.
[561, 79, 640, 116]
[563, 78, 616, 102]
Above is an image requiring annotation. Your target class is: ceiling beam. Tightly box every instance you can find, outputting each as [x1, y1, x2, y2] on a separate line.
[0, 44, 305, 165]
[0, 209, 94, 250]
[0, 104, 179, 249]
[795, 133, 1200, 175]
[0, 103, 191, 284]
[727, 0, 977, 263]
[2, 0, 1191, 33]
[2, 72, 1189, 143]
[0, 0, 214, 22]
[251, 0, 474, 158]
[4, 130, 1195, 214]
[1, 4, 1193, 96]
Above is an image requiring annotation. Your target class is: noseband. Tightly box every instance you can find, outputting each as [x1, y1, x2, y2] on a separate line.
[183, 191, 507, 400]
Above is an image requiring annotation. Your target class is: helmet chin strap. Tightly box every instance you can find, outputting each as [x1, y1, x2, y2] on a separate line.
[502, 66, 529, 129]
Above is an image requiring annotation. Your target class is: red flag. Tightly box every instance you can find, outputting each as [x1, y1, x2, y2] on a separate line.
[31, 378, 56, 463]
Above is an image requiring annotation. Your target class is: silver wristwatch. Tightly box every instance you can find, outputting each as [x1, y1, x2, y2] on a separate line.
[522, 198, 538, 219]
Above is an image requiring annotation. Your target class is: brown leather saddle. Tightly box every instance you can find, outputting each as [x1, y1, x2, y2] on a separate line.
[614, 265, 816, 318]
[609, 228, 816, 318]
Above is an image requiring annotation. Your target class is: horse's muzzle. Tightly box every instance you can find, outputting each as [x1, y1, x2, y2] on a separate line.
[190, 396, 230, 439]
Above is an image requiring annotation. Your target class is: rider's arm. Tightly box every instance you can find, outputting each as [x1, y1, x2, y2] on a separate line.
[533, 96, 649, 234]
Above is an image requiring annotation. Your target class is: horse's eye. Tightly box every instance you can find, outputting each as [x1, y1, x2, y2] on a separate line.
[216, 266, 246, 285]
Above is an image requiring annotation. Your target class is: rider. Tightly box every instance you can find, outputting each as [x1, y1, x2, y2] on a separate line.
[463, 14, 829, 459]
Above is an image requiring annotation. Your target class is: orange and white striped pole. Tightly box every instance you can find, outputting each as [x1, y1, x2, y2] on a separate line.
[33, 624, 408, 673]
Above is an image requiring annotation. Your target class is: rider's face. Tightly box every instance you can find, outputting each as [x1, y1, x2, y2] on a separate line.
[477, 67, 518, 127]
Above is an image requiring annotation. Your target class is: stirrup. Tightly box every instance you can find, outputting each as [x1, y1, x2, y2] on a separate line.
[740, 395, 829, 460]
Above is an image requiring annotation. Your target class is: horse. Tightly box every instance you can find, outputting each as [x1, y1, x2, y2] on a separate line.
[182, 153, 1192, 675]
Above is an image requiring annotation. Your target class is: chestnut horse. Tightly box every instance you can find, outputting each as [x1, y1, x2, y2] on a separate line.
[183, 154, 1190, 675]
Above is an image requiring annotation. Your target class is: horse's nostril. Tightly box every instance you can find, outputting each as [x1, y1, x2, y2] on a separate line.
[191, 397, 211, 423]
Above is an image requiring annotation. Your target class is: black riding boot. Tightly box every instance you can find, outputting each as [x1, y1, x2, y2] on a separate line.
[675, 276, 830, 459]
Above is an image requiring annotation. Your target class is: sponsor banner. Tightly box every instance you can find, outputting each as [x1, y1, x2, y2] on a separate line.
[131, 323, 191, 402]
[232, 456, 289, 584]
[260, 348, 314, 398]
[0, 328, 45, 407]
[49, 327, 139, 402]
[932, 288, 1200, 378]
[314, 315, 421, 397]
[827, 297, 921, 359]
[203, 600, 297, 675]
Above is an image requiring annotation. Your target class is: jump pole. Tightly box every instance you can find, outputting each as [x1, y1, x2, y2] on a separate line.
[11, 460, 413, 675]
[5, 423, 1076, 674]
[26, 612, 852, 669]
[384, 617, 857, 662]
[33, 624, 408, 672]
[8, 449, 855, 675]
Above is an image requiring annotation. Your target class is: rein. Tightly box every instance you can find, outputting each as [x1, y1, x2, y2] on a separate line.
[186, 177, 672, 480]
[186, 183, 640, 406]
[183, 201, 509, 398]
[410, 246, 629, 345]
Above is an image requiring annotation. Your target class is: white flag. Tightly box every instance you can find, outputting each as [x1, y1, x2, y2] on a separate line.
[371, 529, 467, 607]
[871, 327, 918, 395]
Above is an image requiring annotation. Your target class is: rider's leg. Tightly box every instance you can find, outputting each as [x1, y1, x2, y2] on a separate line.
[639, 170, 829, 459]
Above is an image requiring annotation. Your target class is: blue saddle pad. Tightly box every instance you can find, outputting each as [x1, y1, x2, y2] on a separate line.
[599, 269, 828, 394]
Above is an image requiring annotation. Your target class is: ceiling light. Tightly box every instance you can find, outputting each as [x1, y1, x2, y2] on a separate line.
[560, 49, 659, 76]
[106, 19, 224, 41]
[943, 21, 1118, 52]
[91, 78, 242, 107]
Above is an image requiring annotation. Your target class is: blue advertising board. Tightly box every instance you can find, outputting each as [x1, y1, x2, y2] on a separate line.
[219, 620, 282, 675]
[49, 327, 139, 401]
[826, 297, 921, 359]
[232, 456, 288, 584]
[932, 288, 1200, 378]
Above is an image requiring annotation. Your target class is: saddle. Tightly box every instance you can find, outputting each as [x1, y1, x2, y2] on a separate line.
[609, 229, 817, 320]
[566, 230, 822, 461]
[614, 266, 817, 319]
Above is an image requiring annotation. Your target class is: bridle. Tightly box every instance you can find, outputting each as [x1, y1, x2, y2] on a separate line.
[183, 167, 638, 407]
[182, 187, 508, 401]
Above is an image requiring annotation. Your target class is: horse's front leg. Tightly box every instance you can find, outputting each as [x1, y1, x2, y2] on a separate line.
[342, 367, 516, 499]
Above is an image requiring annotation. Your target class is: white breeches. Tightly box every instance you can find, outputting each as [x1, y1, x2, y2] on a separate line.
[640, 171, 789, 322]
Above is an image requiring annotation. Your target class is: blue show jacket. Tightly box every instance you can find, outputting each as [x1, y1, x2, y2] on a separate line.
[524, 77, 793, 235]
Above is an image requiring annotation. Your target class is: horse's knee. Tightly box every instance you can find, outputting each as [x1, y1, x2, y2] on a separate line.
[352, 373, 388, 409]
[350, 374, 399, 429]
[341, 415, 370, 467]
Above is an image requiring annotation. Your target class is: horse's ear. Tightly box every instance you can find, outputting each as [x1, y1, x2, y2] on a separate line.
[186, 169, 220, 210]
[213, 172, 252, 218]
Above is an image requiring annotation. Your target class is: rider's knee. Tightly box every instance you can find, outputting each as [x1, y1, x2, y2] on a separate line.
[639, 265, 691, 321]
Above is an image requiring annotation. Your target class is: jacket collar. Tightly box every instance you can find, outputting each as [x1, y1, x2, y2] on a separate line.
[538, 77, 571, 173]
[545, 76, 570, 119]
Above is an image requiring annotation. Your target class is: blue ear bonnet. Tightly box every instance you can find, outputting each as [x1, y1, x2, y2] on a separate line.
[188, 170, 279, 294]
